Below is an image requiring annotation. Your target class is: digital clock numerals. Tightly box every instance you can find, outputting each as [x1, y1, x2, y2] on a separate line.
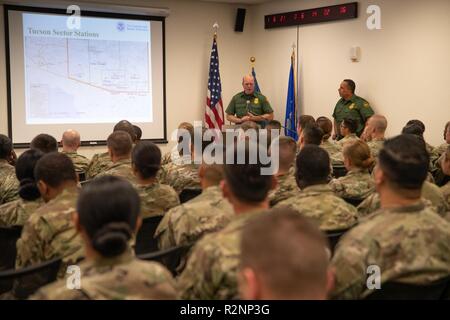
[265, 2, 358, 29]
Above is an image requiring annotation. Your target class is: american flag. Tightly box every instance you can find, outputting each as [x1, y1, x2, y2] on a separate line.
[205, 36, 224, 130]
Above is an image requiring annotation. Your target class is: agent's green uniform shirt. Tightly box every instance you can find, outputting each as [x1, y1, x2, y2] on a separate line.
[333, 95, 374, 137]
[226, 91, 273, 118]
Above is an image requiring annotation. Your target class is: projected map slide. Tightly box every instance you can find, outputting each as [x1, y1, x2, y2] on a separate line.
[23, 13, 153, 124]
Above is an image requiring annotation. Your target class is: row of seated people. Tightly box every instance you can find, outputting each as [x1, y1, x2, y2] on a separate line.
[0, 116, 449, 299]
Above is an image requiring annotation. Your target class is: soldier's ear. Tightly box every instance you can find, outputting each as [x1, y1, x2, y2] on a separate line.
[271, 175, 278, 191]
[37, 180, 47, 198]
[220, 179, 229, 200]
[72, 211, 81, 232]
[239, 267, 262, 300]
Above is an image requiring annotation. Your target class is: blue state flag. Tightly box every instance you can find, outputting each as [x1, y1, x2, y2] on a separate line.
[251, 67, 261, 93]
[284, 55, 298, 140]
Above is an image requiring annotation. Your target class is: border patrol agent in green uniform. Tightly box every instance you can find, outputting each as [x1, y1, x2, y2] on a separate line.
[332, 79, 374, 140]
[226, 75, 274, 127]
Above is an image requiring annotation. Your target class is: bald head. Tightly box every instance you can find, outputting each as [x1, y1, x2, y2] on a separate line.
[366, 115, 387, 140]
[62, 129, 81, 151]
[242, 75, 255, 95]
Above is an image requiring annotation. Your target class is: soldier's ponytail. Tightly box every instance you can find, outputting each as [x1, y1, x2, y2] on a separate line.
[77, 176, 140, 257]
[15, 149, 44, 201]
[343, 140, 374, 170]
[91, 222, 133, 257]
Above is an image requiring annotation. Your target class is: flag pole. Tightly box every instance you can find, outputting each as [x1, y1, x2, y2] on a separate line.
[291, 43, 298, 125]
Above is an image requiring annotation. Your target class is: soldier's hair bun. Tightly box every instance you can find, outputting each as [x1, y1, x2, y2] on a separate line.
[19, 177, 40, 201]
[91, 222, 133, 257]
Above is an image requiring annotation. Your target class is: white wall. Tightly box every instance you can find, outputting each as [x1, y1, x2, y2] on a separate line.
[250, 0, 450, 146]
[0, 0, 254, 157]
[1, 0, 449, 159]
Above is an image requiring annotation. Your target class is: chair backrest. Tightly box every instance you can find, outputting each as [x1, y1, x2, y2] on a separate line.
[326, 228, 351, 255]
[179, 188, 202, 204]
[137, 243, 194, 276]
[134, 215, 163, 255]
[0, 226, 23, 272]
[0, 258, 62, 299]
[332, 165, 348, 179]
[77, 171, 86, 182]
[364, 276, 450, 300]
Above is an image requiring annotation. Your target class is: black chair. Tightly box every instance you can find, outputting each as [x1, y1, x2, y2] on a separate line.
[134, 215, 164, 255]
[332, 165, 347, 178]
[138, 243, 193, 276]
[0, 226, 23, 272]
[0, 258, 61, 299]
[364, 276, 450, 300]
[77, 171, 86, 182]
[343, 197, 364, 207]
[326, 228, 351, 254]
[179, 188, 202, 204]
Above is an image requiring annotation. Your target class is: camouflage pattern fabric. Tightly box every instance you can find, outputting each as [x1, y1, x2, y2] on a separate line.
[96, 158, 138, 185]
[135, 182, 180, 219]
[275, 184, 358, 231]
[357, 181, 449, 217]
[61, 151, 90, 174]
[0, 160, 19, 205]
[331, 201, 450, 299]
[320, 140, 342, 159]
[441, 181, 450, 207]
[366, 138, 385, 158]
[178, 209, 267, 300]
[15, 187, 84, 277]
[85, 152, 113, 179]
[269, 167, 299, 207]
[159, 161, 200, 194]
[0, 197, 44, 227]
[329, 169, 375, 200]
[337, 134, 360, 147]
[31, 249, 179, 300]
[155, 185, 233, 250]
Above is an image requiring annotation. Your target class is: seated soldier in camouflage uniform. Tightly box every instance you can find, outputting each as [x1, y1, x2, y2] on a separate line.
[439, 146, 450, 206]
[268, 136, 299, 206]
[15, 153, 84, 276]
[161, 122, 194, 166]
[32, 176, 178, 300]
[131, 141, 179, 219]
[159, 127, 202, 194]
[361, 114, 387, 158]
[357, 180, 449, 218]
[0, 134, 19, 204]
[60, 129, 90, 175]
[431, 122, 450, 186]
[331, 134, 450, 300]
[239, 209, 333, 300]
[275, 145, 358, 231]
[337, 118, 360, 147]
[404, 119, 437, 157]
[317, 116, 342, 163]
[329, 140, 375, 201]
[155, 161, 233, 251]
[0, 149, 44, 227]
[178, 142, 275, 300]
[434, 121, 450, 157]
[30, 133, 58, 153]
[96, 131, 138, 185]
[296, 115, 316, 151]
[86, 120, 137, 179]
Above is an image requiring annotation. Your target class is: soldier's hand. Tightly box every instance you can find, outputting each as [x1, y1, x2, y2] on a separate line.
[241, 116, 251, 122]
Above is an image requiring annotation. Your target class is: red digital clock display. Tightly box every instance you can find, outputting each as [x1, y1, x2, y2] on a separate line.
[265, 2, 358, 29]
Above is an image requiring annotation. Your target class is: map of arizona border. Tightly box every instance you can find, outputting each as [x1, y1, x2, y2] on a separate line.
[22, 12, 153, 125]
[24, 36, 152, 124]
